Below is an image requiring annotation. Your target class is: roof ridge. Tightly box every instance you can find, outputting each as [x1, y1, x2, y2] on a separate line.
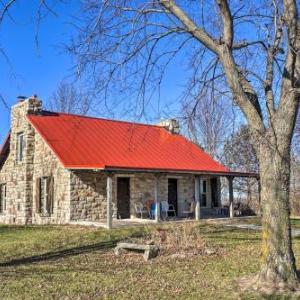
[39, 110, 165, 129]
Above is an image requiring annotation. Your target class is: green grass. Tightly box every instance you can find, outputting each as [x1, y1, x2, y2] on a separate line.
[0, 220, 300, 299]
[234, 217, 300, 229]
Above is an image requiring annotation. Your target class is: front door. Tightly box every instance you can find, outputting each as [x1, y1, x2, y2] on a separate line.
[168, 179, 178, 215]
[117, 178, 130, 219]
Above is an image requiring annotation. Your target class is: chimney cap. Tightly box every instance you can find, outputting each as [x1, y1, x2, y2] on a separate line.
[17, 96, 27, 103]
[157, 119, 180, 134]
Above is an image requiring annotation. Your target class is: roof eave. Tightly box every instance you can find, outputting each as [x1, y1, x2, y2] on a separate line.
[101, 166, 259, 178]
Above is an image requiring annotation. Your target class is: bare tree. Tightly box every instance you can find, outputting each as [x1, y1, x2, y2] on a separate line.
[224, 126, 258, 173]
[49, 81, 90, 115]
[182, 91, 236, 159]
[223, 126, 260, 214]
[68, 1, 300, 289]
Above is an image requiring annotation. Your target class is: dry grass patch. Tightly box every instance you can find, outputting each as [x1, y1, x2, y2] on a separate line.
[122, 223, 222, 259]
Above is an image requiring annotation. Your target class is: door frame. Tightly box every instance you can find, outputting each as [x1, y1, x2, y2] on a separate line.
[116, 177, 131, 219]
[168, 178, 178, 215]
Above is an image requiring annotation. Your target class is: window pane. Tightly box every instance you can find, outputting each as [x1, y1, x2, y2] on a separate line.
[40, 178, 46, 213]
[201, 194, 207, 207]
[0, 184, 6, 213]
[40, 177, 50, 215]
[202, 180, 207, 193]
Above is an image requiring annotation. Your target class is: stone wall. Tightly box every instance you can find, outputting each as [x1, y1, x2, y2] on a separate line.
[0, 98, 71, 224]
[70, 171, 113, 221]
[130, 174, 196, 217]
[31, 133, 71, 224]
[69, 172, 220, 221]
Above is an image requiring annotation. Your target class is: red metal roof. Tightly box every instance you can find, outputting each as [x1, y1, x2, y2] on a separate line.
[27, 112, 231, 173]
[0, 132, 10, 167]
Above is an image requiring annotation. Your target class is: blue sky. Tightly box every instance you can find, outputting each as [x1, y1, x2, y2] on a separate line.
[0, 1, 189, 145]
[0, 1, 78, 142]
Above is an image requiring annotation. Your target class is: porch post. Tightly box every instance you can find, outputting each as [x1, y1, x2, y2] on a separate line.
[195, 176, 201, 220]
[154, 175, 160, 223]
[227, 176, 234, 219]
[106, 174, 113, 229]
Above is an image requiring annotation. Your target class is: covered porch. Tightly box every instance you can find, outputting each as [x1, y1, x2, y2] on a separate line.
[105, 169, 259, 229]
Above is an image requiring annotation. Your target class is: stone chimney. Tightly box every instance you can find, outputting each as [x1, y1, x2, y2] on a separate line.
[14, 95, 43, 115]
[157, 119, 180, 134]
[8, 95, 43, 224]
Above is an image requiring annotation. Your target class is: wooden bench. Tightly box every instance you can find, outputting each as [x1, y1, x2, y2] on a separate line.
[114, 242, 160, 261]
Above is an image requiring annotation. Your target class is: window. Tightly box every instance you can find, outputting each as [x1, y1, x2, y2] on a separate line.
[36, 177, 54, 215]
[16, 132, 25, 162]
[0, 184, 6, 213]
[201, 180, 207, 207]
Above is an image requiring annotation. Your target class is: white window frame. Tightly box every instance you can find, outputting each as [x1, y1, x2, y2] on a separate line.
[40, 177, 49, 215]
[16, 132, 25, 162]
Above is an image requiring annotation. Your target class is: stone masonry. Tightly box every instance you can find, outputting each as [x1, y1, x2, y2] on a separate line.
[69, 172, 220, 221]
[0, 97, 71, 224]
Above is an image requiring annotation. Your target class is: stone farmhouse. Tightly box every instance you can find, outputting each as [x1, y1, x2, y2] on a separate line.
[0, 96, 255, 227]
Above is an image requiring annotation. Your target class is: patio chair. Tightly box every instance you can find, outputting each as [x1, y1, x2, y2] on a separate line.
[134, 203, 149, 219]
[182, 201, 196, 219]
[161, 201, 169, 220]
[168, 204, 176, 217]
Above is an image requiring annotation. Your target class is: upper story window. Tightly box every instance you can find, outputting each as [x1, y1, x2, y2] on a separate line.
[0, 184, 7, 213]
[16, 132, 25, 162]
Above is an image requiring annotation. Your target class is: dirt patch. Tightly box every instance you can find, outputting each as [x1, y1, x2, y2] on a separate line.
[238, 275, 300, 297]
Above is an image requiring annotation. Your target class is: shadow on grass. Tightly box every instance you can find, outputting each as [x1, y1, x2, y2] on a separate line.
[0, 239, 120, 268]
[0, 229, 146, 268]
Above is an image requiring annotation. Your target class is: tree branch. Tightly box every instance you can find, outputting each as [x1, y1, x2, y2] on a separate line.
[216, 0, 233, 48]
[0, 0, 16, 24]
[159, 0, 219, 54]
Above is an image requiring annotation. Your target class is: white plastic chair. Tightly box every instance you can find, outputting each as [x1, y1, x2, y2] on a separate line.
[182, 202, 195, 218]
[134, 203, 149, 219]
[161, 201, 169, 220]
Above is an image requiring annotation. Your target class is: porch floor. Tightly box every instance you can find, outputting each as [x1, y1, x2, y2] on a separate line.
[69, 214, 241, 229]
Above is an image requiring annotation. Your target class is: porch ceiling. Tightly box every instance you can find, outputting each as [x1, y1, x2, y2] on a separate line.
[101, 166, 259, 179]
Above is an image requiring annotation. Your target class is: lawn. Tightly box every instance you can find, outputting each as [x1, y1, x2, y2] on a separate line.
[0, 219, 300, 299]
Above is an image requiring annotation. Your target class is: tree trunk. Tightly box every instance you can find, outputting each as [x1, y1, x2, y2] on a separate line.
[258, 141, 299, 289]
